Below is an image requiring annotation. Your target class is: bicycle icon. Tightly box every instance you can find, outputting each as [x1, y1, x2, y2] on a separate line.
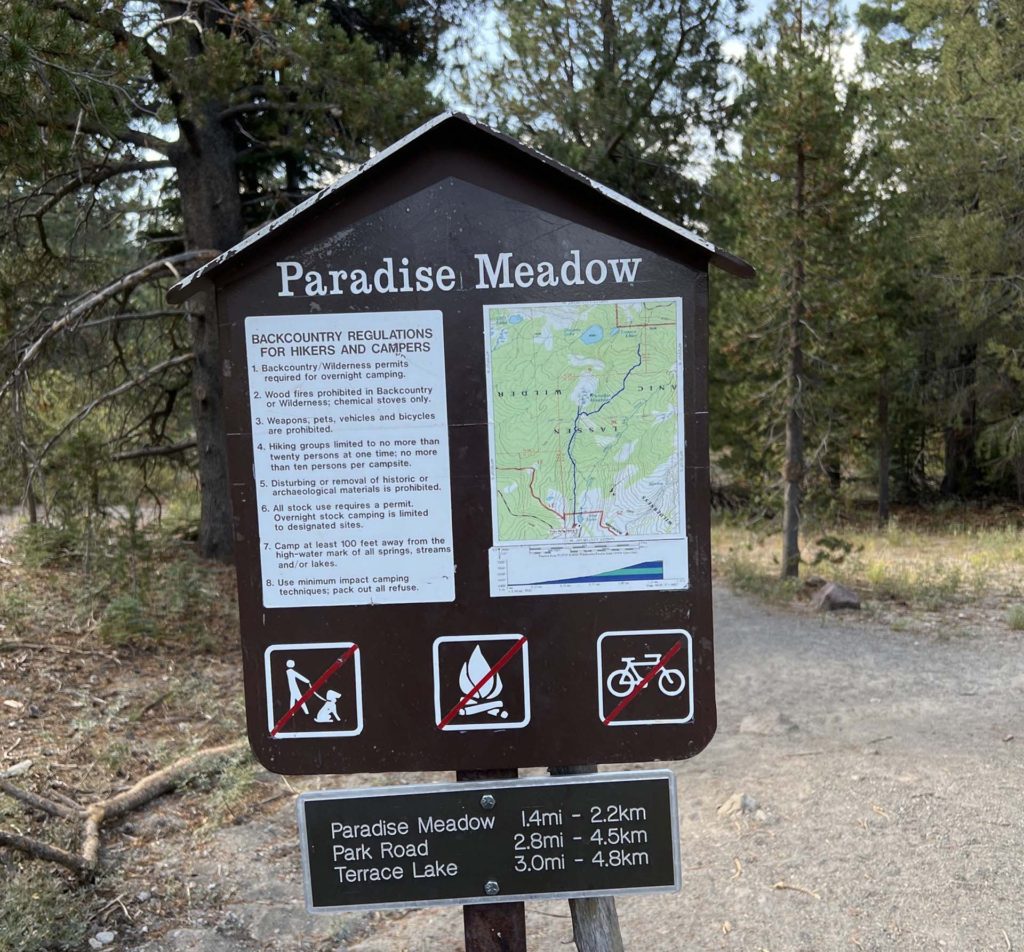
[606, 653, 686, 698]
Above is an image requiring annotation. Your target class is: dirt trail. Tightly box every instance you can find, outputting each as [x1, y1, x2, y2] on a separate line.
[136, 587, 1024, 952]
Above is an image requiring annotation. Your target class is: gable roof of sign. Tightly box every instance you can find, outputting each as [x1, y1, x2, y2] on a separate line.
[167, 112, 753, 303]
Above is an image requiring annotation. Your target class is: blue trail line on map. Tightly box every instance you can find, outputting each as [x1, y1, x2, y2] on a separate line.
[566, 342, 644, 524]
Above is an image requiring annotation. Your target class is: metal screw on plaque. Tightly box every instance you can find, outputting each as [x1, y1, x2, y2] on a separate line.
[484, 880, 500, 896]
[480, 794, 495, 810]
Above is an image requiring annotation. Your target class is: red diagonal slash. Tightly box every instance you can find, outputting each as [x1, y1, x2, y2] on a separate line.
[602, 639, 684, 726]
[438, 636, 528, 729]
[270, 644, 359, 737]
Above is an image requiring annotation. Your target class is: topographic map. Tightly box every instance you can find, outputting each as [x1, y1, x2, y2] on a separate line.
[484, 298, 688, 597]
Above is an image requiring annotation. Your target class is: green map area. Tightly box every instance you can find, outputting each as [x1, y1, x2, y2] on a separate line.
[487, 299, 682, 544]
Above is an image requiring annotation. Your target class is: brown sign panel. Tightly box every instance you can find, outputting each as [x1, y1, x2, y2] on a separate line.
[197, 117, 721, 774]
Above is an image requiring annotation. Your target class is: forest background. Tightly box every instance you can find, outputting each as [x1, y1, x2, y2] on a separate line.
[1, 2, 1023, 948]
[1, 0, 1022, 580]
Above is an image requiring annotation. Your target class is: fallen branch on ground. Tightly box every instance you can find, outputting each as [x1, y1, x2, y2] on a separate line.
[772, 881, 821, 900]
[0, 640, 121, 661]
[0, 739, 247, 880]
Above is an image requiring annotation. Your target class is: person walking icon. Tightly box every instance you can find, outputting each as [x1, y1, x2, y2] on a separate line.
[285, 659, 313, 713]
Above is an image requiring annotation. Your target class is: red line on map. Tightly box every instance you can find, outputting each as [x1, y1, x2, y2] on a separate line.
[438, 636, 528, 729]
[614, 302, 674, 329]
[556, 384, 569, 527]
[496, 468, 623, 536]
[498, 466, 565, 520]
[602, 639, 684, 726]
[270, 644, 359, 737]
[575, 509, 621, 534]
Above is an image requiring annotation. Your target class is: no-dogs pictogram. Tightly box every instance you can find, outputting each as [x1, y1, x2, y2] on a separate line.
[265, 642, 363, 739]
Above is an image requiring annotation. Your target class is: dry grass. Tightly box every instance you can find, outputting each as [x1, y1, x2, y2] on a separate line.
[0, 518, 280, 951]
[713, 506, 1024, 631]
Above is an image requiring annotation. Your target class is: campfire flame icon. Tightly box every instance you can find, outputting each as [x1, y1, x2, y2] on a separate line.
[458, 645, 509, 718]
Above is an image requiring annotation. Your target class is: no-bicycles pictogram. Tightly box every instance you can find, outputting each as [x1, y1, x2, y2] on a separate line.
[264, 642, 363, 739]
[606, 654, 687, 698]
[597, 630, 693, 727]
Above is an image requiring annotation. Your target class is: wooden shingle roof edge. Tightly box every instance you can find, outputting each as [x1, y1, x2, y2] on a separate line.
[167, 111, 754, 304]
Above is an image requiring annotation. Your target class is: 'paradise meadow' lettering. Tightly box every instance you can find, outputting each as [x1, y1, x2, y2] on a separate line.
[276, 250, 643, 298]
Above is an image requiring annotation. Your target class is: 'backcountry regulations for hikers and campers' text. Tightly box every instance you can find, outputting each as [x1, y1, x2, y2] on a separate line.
[245, 311, 454, 608]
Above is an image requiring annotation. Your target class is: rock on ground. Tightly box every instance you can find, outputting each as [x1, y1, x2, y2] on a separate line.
[813, 580, 861, 611]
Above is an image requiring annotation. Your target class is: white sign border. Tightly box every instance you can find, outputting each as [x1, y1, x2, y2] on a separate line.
[264, 641, 364, 739]
[432, 633, 531, 732]
[596, 628, 694, 727]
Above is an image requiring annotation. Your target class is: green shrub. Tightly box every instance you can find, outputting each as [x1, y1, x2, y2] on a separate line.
[0, 864, 98, 952]
[717, 549, 802, 602]
[98, 593, 157, 645]
[14, 523, 82, 567]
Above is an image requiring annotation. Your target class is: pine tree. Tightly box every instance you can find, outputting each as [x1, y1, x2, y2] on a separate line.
[859, 0, 1024, 500]
[0, 1, 460, 557]
[710, 0, 863, 575]
[463, 0, 741, 222]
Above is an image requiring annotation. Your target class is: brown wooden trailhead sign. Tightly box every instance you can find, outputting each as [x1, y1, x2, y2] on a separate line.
[168, 112, 752, 779]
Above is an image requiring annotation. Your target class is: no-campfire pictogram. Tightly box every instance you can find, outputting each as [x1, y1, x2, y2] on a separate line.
[264, 642, 363, 739]
[432, 634, 530, 731]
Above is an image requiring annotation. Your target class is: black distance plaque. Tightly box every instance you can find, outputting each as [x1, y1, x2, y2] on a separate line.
[298, 770, 679, 912]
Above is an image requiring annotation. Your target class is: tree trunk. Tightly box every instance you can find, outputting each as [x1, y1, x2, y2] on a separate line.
[175, 104, 245, 561]
[939, 345, 980, 498]
[599, 0, 617, 74]
[549, 765, 624, 952]
[781, 322, 804, 578]
[824, 451, 841, 499]
[14, 378, 38, 524]
[877, 373, 890, 526]
[782, 136, 806, 579]
[940, 420, 980, 498]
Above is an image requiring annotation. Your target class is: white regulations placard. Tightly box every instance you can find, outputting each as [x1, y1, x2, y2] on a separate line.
[246, 311, 455, 607]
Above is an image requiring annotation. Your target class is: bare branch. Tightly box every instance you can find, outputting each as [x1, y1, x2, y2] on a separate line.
[18, 44, 159, 123]
[100, 741, 247, 821]
[0, 641, 118, 660]
[27, 160, 174, 222]
[81, 309, 182, 329]
[112, 438, 197, 461]
[0, 250, 214, 404]
[140, 14, 204, 42]
[82, 806, 102, 870]
[0, 830, 94, 878]
[219, 101, 344, 121]
[56, 116, 174, 155]
[0, 740, 247, 880]
[0, 779, 82, 820]
[32, 352, 194, 475]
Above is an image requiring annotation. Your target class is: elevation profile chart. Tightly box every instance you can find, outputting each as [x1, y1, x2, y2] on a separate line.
[483, 298, 689, 597]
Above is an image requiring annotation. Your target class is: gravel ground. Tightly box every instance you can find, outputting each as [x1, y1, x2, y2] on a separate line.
[132, 586, 1024, 952]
